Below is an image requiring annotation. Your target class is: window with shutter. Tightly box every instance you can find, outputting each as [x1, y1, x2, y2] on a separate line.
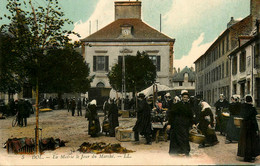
[255, 43, 260, 68]
[232, 56, 237, 75]
[148, 55, 160, 71]
[222, 63, 224, 79]
[93, 56, 109, 72]
[226, 60, 229, 77]
[156, 56, 161, 71]
[118, 56, 122, 64]
[93, 56, 96, 72]
[239, 51, 246, 72]
[105, 56, 109, 71]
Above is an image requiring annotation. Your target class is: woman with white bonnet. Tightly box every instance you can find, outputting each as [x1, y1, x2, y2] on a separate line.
[237, 95, 260, 162]
[198, 101, 219, 148]
[87, 100, 101, 137]
[225, 95, 241, 144]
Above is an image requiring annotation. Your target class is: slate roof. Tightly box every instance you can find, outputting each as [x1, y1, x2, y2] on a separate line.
[81, 18, 175, 42]
[171, 66, 196, 82]
[194, 15, 252, 63]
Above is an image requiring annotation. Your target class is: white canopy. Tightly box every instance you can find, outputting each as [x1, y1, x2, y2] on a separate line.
[138, 83, 174, 97]
[109, 89, 122, 99]
[109, 89, 132, 99]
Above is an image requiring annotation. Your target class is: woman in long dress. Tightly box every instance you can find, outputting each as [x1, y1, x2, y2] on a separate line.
[225, 95, 241, 143]
[237, 95, 260, 162]
[87, 100, 101, 137]
[167, 92, 193, 155]
[108, 99, 119, 137]
[198, 101, 219, 148]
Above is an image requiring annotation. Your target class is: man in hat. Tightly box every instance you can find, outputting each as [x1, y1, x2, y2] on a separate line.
[71, 97, 76, 116]
[193, 94, 203, 124]
[77, 98, 82, 116]
[133, 93, 152, 145]
[167, 91, 193, 156]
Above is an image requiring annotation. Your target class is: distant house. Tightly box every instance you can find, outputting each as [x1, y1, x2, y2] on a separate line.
[80, 1, 175, 106]
[170, 66, 195, 97]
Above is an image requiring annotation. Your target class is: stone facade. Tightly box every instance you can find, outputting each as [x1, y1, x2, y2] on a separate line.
[230, 33, 260, 107]
[84, 41, 173, 88]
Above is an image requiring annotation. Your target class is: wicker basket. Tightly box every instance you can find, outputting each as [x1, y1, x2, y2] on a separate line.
[234, 117, 243, 128]
[102, 123, 110, 132]
[189, 128, 205, 144]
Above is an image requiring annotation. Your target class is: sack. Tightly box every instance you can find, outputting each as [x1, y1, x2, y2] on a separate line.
[85, 108, 91, 119]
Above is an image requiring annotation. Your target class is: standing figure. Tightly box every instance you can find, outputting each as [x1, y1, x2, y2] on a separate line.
[49, 97, 54, 110]
[124, 95, 130, 110]
[133, 93, 152, 145]
[198, 101, 219, 148]
[108, 99, 119, 137]
[71, 98, 76, 116]
[103, 99, 110, 117]
[167, 91, 193, 156]
[14, 100, 20, 125]
[77, 98, 82, 116]
[18, 99, 27, 127]
[237, 95, 260, 162]
[65, 98, 69, 110]
[193, 94, 202, 124]
[214, 94, 229, 135]
[87, 100, 101, 137]
[225, 95, 241, 143]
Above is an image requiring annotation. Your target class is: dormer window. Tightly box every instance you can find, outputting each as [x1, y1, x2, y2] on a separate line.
[121, 25, 132, 37]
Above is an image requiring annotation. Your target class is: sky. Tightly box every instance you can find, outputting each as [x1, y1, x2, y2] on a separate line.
[0, 0, 250, 69]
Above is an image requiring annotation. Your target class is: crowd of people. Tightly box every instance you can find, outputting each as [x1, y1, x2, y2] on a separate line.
[166, 92, 259, 162]
[77, 90, 259, 162]
[3, 91, 259, 163]
[105, 90, 258, 162]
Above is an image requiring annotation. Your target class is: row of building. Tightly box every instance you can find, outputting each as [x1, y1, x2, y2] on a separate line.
[194, 0, 260, 107]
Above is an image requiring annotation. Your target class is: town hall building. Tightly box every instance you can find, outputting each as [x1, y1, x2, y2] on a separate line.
[81, 0, 175, 105]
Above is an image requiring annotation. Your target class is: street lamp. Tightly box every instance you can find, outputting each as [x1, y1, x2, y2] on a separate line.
[121, 48, 126, 111]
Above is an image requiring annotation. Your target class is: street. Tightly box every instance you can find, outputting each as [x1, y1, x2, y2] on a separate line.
[0, 109, 259, 165]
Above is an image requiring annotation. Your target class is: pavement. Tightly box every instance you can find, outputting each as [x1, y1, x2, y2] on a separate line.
[0, 109, 259, 165]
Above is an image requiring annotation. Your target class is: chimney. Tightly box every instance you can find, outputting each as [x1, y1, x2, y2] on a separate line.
[190, 66, 194, 72]
[178, 68, 180, 73]
[115, 1, 142, 20]
[173, 67, 177, 74]
[227, 17, 237, 28]
[251, 0, 260, 28]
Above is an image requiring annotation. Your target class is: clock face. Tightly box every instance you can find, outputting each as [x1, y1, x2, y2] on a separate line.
[122, 28, 131, 36]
